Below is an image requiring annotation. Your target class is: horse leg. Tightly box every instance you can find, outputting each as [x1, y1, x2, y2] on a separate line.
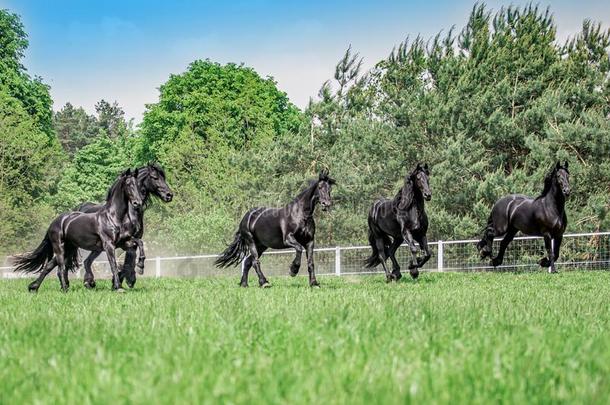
[414, 234, 432, 268]
[402, 229, 420, 279]
[289, 250, 302, 277]
[491, 228, 517, 267]
[388, 237, 403, 281]
[374, 236, 394, 282]
[28, 257, 57, 292]
[103, 242, 123, 291]
[247, 241, 270, 288]
[83, 251, 101, 289]
[122, 241, 143, 289]
[134, 239, 146, 275]
[543, 235, 557, 274]
[553, 234, 563, 263]
[54, 247, 69, 292]
[240, 254, 253, 287]
[305, 241, 319, 287]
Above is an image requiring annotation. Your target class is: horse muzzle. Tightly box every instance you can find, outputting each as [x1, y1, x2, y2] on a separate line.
[163, 192, 174, 202]
[424, 194, 432, 201]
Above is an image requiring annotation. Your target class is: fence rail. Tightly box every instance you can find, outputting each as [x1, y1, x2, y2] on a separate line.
[2, 232, 609, 279]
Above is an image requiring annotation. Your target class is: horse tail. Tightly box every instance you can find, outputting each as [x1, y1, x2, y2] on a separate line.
[477, 215, 495, 256]
[364, 226, 382, 268]
[63, 243, 80, 273]
[215, 232, 248, 268]
[13, 234, 54, 274]
[364, 214, 391, 268]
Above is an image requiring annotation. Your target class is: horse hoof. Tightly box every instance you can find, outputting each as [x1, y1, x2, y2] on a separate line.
[136, 267, 144, 275]
[84, 281, 96, 289]
[127, 282, 135, 289]
[310, 280, 320, 288]
[393, 272, 403, 281]
[28, 285, 38, 293]
[116, 288, 126, 293]
[289, 265, 300, 277]
[239, 283, 249, 288]
[491, 258, 502, 267]
[410, 271, 419, 280]
[260, 282, 272, 288]
[539, 258, 550, 268]
[548, 268, 558, 274]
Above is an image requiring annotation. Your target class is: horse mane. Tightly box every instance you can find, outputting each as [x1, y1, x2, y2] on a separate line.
[105, 173, 126, 204]
[290, 179, 318, 204]
[136, 163, 168, 209]
[535, 166, 556, 201]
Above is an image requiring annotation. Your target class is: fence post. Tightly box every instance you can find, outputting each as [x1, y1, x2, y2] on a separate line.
[335, 246, 341, 276]
[155, 257, 161, 278]
[437, 240, 444, 272]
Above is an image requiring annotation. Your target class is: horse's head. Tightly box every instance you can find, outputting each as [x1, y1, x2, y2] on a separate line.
[412, 163, 431, 201]
[554, 161, 570, 197]
[142, 162, 174, 202]
[123, 168, 143, 209]
[317, 168, 336, 211]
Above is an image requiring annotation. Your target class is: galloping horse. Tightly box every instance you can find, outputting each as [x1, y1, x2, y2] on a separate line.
[77, 162, 173, 289]
[215, 169, 336, 287]
[14, 169, 143, 292]
[477, 161, 570, 273]
[365, 163, 432, 282]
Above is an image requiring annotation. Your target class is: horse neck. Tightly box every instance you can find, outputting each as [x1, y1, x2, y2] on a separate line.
[105, 181, 130, 221]
[289, 182, 318, 218]
[547, 180, 566, 213]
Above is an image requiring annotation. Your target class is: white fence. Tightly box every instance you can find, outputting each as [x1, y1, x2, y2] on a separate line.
[2, 232, 609, 279]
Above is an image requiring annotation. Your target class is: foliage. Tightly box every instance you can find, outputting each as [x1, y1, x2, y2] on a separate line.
[0, 9, 61, 257]
[2, 4, 610, 258]
[53, 102, 99, 156]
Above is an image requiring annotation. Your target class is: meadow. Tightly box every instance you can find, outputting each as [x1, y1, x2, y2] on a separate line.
[1, 272, 609, 404]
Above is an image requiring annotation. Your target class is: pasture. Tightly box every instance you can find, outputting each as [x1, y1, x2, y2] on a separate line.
[1, 272, 609, 404]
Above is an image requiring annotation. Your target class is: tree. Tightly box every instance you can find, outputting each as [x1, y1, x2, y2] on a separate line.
[0, 9, 62, 256]
[53, 102, 99, 156]
[95, 99, 128, 139]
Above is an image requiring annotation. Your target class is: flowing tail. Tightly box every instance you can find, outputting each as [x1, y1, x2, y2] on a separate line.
[13, 235, 54, 274]
[215, 232, 249, 268]
[13, 234, 80, 274]
[364, 218, 391, 268]
[477, 215, 494, 258]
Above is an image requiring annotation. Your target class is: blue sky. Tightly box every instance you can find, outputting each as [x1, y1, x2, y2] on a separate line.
[2, 0, 609, 122]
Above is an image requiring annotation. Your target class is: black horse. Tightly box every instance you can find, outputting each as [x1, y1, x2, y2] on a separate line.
[365, 163, 432, 282]
[215, 169, 336, 288]
[477, 161, 570, 273]
[14, 169, 143, 292]
[77, 162, 173, 289]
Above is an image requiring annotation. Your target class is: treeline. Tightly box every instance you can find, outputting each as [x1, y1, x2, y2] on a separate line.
[1, 4, 609, 258]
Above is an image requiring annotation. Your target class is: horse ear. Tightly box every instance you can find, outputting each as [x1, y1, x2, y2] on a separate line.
[125, 168, 131, 176]
[424, 163, 429, 171]
[328, 177, 337, 185]
[564, 161, 569, 169]
[319, 168, 329, 180]
[134, 168, 139, 177]
[555, 161, 561, 169]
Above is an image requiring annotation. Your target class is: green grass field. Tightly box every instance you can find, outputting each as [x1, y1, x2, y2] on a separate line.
[1, 272, 610, 404]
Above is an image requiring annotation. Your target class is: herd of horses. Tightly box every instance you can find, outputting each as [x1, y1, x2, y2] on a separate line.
[13, 161, 571, 291]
